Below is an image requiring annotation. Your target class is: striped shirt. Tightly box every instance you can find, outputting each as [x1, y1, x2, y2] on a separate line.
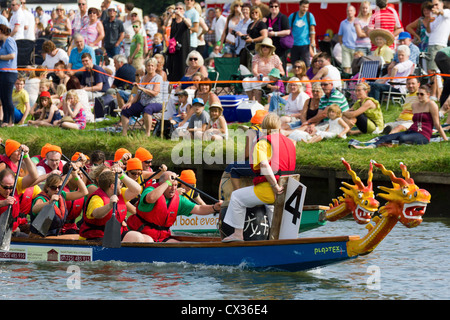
[319, 89, 349, 113]
[369, 8, 402, 50]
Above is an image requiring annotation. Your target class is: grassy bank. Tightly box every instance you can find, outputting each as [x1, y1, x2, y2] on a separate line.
[1, 103, 449, 174]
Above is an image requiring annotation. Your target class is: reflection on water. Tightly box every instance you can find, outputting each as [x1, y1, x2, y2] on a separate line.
[1, 217, 449, 300]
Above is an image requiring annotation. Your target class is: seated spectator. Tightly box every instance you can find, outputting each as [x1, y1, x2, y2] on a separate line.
[306, 53, 320, 80]
[342, 82, 384, 135]
[28, 91, 62, 128]
[383, 77, 420, 134]
[54, 60, 70, 88]
[242, 37, 285, 102]
[301, 77, 349, 132]
[298, 82, 323, 126]
[291, 60, 312, 97]
[24, 67, 47, 107]
[275, 77, 311, 130]
[392, 32, 420, 65]
[369, 28, 394, 65]
[311, 52, 342, 90]
[55, 90, 86, 130]
[369, 45, 414, 102]
[68, 34, 96, 73]
[288, 104, 350, 143]
[350, 84, 448, 148]
[120, 58, 163, 137]
[169, 90, 192, 129]
[180, 50, 208, 90]
[265, 68, 286, 111]
[204, 103, 228, 141]
[80, 52, 110, 100]
[187, 98, 210, 139]
[42, 40, 69, 70]
[12, 76, 30, 125]
[154, 53, 167, 81]
[195, 76, 221, 111]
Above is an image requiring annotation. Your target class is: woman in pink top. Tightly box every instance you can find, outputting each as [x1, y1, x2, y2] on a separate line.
[242, 37, 284, 102]
[82, 8, 104, 49]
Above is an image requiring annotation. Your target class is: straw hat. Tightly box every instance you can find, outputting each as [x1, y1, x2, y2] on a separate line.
[255, 37, 276, 56]
[209, 102, 223, 112]
[369, 29, 395, 47]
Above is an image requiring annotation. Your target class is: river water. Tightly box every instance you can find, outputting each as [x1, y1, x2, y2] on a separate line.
[0, 216, 448, 301]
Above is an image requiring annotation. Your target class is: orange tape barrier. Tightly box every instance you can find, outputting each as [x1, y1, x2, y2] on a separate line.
[2, 67, 449, 87]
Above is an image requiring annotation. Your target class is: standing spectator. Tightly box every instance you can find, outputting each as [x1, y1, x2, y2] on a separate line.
[354, 1, 372, 56]
[204, 8, 216, 58]
[289, 0, 316, 68]
[128, 20, 144, 70]
[427, 0, 450, 100]
[9, 0, 26, 40]
[167, 3, 192, 82]
[81, 7, 104, 50]
[21, 1, 35, 41]
[51, 4, 72, 49]
[251, 0, 270, 18]
[234, 3, 253, 58]
[211, 7, 226, 47]
[145, 14, 158, 39]
[219, 0, 243, 57]
[0, 25, 18, 127]
[194, 3, 208, 58]
[184, 0, 200, 52]
[102, 5, 125, 58]
[338, 5, 357, 74]
[405, 1, 433, 52]
[123, 4, 137, 57]
[265, 0, 290, 70]
[71, 0, 89, 36]
[36, 6, 52, 29]
[367, 0, 403, 51]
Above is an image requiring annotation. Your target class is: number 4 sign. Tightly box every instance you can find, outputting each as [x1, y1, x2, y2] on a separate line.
[279, 177, 307, 239]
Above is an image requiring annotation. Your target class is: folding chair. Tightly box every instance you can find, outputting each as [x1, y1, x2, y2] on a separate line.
[213, 57, 240, 95]
[34, 37, 47, 65]
[381, 63, 415, 110]
[208, 70, 219, 92]
[343, 58, 382, 101]
[16, 39, 35, 67]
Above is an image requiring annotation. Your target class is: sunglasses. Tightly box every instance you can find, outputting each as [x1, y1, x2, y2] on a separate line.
[128, 171, 142, 176]
[143, 160, 152, 164]
[261, 45, 271, 48]
[321, 83, 331, 86]
[78, 2, 86, 5]
[417, 92, 427, 96]
[132, 25, 139, 28]
[189, 57, 198, 61]
[88, 11, 97, 14]
[1, 185, 14, 190]
[49, 185, 62, 191]
[270, 5, 278, 8]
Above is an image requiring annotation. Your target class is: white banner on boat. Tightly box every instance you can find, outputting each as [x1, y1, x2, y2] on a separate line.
[279, 177, 307, 239]
[0, 245, 92, 262]
[171, 213, 220, 233]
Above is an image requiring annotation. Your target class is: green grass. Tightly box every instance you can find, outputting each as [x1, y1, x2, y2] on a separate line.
[2, 104, 449, 174]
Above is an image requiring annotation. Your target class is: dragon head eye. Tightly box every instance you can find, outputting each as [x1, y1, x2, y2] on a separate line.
[358, 192, 363, 199]
[402, 188, 409, 196]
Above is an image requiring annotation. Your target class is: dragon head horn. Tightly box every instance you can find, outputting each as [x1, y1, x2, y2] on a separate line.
[373, 161, 408, 187]
[341, 158, 365, 189]
[399, 162, 415, 184]
[367, 160, 374, 189]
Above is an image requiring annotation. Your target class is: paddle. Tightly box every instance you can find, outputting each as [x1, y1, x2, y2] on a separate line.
[175, 178, 219, 203]
[102, 172, 121, 248]
[0, 151, 24, 250]
[61, 153, 95, 184]
[140, 168, 161, 187]
[31, 162, 75, 237]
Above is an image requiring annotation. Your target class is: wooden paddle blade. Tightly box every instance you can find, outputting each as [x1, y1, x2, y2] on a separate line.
[102, 214, 121, 248]
[31, 203, 56, 237]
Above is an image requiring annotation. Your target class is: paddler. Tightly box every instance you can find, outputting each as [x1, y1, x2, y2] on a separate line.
[126, 171, 222, 242]
[36, 144, 65, 176]
[177, 169, 205, 205]
[222, 113, 296, 242]
[134, 147, 167, 187]
[78, 164, 153, 243]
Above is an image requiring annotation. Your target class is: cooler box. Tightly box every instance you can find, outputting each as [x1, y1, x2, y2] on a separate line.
[219, 95, 248, 123]
[236, 100, 265, 123]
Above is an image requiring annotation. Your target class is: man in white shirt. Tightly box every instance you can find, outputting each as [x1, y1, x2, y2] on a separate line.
[312, 52, 342, 90]
[9, 0, 26, 40]
[21, 1, 35, 41]
[184, 0, 199, 51]
[35, 6, 51, 29]
[211, 7, 226, 46]
[427, 0, 450, 99]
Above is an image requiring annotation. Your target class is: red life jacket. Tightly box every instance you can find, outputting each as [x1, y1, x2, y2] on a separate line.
[0, 154, 18, 172]
[0, 192, 21, 232]
[126, 183, 180, 242]
[250, 133, 296, 185]
[19, 186, 36, 217]
[62, 186, 85, 234]
[79, 188, 127, 240]
[30, 192, 68, 236]
[37, 158, 64, 174]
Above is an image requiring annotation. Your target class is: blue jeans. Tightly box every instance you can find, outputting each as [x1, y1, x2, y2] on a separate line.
[269, 93, 286, 114]
[0, 72, 18, 124]
[105, 46, 120, 58]
[225, 161, 255, 179]
[369, 82, 400, 102]
[374, 130, 429, 146]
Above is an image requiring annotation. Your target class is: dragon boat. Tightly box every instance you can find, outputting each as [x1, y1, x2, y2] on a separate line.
[0, 160, 430, 272]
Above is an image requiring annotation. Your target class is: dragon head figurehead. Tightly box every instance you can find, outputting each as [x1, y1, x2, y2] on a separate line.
[374, 161, 430, 228]
[339, 158, 379, 224]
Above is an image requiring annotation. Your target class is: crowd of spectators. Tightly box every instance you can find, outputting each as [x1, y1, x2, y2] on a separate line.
[0, 0, 448, 145]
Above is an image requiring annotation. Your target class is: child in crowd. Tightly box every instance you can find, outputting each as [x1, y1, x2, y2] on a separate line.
[30, 79, 52, 120]
[288, 104, 350, 143]
[151, 33, 164, 56]
[204, 103, 228, 141]
[12, 76, 30, 125]
[266, 68, 286, 115]
[187, 98, 210, 139]
[209, 44, 223, 59]
[28, 91, 62, 127]
[170, 90, 192, 129]
[55, 90, 86, 130]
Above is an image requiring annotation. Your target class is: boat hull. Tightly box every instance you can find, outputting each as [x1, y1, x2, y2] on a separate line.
[1, 235, 356, 272]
